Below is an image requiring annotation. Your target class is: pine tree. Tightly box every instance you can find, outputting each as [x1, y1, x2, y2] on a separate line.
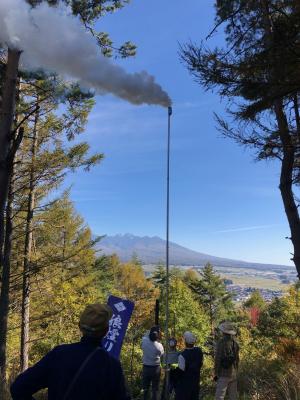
[181, 0, 300, 280]
[0, 73, 103, 383]
[189, 263, 233, 332]
[16, 77, 102, 371]
[0, 0, 135, 280]
[19, 195, 99, 360]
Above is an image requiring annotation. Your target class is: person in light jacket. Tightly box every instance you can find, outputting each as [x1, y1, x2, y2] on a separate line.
[141, 326, 164, 400]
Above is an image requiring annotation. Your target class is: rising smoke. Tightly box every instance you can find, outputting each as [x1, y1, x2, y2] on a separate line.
[0, 0, 171, 107]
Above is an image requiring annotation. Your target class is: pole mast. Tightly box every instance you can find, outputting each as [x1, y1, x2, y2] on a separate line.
[164, 105, 172, 400]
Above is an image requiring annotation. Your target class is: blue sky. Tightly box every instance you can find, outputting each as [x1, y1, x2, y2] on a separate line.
[66, 0, 294, 266]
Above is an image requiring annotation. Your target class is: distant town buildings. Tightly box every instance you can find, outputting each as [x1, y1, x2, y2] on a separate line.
[225, 284, 283, 303]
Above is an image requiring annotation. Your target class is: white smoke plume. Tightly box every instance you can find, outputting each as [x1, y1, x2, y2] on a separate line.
[0, 0, 171, 107]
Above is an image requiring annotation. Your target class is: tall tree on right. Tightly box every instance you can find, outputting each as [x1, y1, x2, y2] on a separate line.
[181, 0, 300, 279]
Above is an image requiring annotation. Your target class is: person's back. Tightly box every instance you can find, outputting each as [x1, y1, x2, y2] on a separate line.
[215, 335, 239, 379]
[10, 304, 130, 400]
[214, 321, 239, 400]
[175, 332, 203, 400]
[180, 347, 203, 380]
[141, 326, 164, 400]
[142, 334, 164, 366]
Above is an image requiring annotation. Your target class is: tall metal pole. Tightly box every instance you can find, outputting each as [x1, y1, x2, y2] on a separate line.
[164, 105, 172, 400]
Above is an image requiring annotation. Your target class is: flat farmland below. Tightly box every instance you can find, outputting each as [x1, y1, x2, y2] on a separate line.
[218, 273, 289, 291]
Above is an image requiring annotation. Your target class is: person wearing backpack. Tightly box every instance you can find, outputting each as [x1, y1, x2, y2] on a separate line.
[214, 321, 239, 400]
[10, 303, 130, 400]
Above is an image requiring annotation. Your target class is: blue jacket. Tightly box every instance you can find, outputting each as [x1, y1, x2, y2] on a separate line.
[10, 336, 130, 400]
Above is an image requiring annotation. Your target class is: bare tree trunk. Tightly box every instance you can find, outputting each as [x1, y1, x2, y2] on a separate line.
[20, 106, 39, 372]
[0, 49, 21, 270]
[0, 174, 14, 397]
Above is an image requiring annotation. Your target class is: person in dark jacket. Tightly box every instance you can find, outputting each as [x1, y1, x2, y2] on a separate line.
[175, 331, 203, 400]
[10, 303, 130, 400]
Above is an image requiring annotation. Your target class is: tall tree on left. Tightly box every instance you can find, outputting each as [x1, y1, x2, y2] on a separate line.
[0, 49, 21, 267]
[0, 0, 135, 267]
[0, 49, 22, 396]
[0, 1, 135, 395]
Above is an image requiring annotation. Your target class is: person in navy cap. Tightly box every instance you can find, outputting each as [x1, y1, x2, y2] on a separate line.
[11, 303, 130, 400]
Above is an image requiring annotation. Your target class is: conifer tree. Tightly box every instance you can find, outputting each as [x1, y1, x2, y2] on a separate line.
[0, 0, 135, 281]
[181, 0, 300, 280]
[14, 195, 100, 364]
[0, 74, 103, 385]
[0, 0, 136, 387]
[189, 263, 233, 332]
[244, 290, 266, 310]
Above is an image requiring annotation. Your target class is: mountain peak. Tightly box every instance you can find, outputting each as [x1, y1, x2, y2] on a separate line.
[97, 233, 291, 271]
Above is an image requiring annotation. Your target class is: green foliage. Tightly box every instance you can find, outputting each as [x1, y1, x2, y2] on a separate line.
[5, 226, 300, 400]
[233, 284, 300, 399]
[151, 265, 213, 397]
[68, 0, 130, 23]
[95, 33, 136, 58]
[162, 275, 210, 344]
[152, 263, 167, 287]
[257, 286, 300, 345]
[183, 1, 300, 118]
[27, 0, 130, 23]
[94, 255, 116, 295]
[189, 263, 234, 330]
[238, 357, 300, 400]
[4, 71, 103, 381]
[243, 290, 266, 310]
[183, 268, 200, 285]
[2, 0, 137, 396]
[14, 74, 103, 200]
[7, 195, 100, 368]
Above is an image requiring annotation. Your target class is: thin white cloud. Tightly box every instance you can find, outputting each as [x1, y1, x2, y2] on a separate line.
[215, 224, 280, 234]
[175, 100, 214, 110]
[84, 102, 168, 159]
[71, 189, 116, 202]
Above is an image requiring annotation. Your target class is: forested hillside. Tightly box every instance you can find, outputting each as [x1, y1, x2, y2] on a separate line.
[5, 247, 300, 399]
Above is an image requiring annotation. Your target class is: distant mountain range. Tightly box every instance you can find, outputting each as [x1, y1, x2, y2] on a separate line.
[95, 233, 291, 271]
